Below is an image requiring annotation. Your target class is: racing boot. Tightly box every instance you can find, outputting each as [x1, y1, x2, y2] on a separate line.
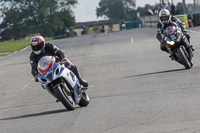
[190, 61, 193, 67]
[78, 76, 89, 88]
[160, 42, 169, 53]
[190, 45, 195, 52]
[189, 45, 195, 58]
[169, 54, 175, 61]
[69, 64, 89, 88]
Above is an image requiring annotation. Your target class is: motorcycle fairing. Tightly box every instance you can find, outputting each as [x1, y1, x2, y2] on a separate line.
[38, 62, 61, 84]
[38, 56, 82, 104]
[59, 68, 82, 103]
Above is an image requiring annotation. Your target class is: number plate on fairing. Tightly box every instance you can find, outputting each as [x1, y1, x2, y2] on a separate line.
[171, 35, 176, 40]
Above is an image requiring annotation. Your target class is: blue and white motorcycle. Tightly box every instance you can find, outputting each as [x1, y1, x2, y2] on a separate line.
[37, 56, 89, 111]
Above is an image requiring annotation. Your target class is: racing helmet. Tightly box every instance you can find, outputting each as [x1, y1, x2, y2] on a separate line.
[159, 9, 171, 25]
[30, 36, 45, 55]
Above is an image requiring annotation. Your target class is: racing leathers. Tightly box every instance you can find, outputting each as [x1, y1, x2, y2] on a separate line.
[29, 43, 88, 87]
[156, 16, 192, 52]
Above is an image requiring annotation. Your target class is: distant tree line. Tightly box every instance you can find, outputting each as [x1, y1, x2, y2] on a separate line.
[0, 0, 77, 40]
[96, 0, 200, 21]
[0, 0, 198, 41]
[96, 0, 138, 21]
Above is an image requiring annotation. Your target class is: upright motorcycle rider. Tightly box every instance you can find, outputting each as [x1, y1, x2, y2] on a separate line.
[156, 9, 195, 54]
[29, 36, 88, 88]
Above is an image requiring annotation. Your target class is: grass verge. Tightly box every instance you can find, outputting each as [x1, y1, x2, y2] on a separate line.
[0, 39, 30, 53]
[0, 37, 53, 56]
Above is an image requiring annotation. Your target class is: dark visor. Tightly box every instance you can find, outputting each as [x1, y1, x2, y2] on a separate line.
[31, 43, 44, 51]
[161, 16, 169, 21]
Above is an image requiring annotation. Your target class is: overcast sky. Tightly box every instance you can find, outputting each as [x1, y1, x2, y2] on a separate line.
[73, 0, 193, 22]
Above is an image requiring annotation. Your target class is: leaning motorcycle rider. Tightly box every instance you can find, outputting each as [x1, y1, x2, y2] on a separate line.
[156, 9, 195, 54]
[29, 36, 88, 88]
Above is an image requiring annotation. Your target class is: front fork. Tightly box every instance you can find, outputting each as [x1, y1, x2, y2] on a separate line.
[182, 34, 192, 62]
[165, 45, 191, 63]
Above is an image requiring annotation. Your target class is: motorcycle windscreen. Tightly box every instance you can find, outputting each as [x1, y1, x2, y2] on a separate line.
[166, 26, 177, 35]
[44, 63, 60, 81]
[38, 56, 55, 74]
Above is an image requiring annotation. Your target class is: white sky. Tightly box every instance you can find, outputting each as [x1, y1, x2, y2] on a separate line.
[73, 0, 194, 22]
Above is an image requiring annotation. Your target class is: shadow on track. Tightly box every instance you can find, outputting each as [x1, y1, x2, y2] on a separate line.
[0, 102, 56, 110]
[0, 109, 67, 121]
[123, 68, 186, 78]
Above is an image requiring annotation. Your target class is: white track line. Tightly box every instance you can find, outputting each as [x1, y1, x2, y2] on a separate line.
[20, 78, 34, 91]
[187, 29, 200, 34]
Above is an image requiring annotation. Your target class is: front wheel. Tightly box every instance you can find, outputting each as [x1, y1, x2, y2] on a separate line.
[53, 85, 75, 111]
[78, 91, 89, 107]
[177, 47, 191, 69]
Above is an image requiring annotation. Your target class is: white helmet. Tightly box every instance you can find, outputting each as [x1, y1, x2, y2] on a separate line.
[159, 9, 171, 25]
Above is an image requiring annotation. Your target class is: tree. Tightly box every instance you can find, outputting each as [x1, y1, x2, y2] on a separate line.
[176, 2, 184, 15]
[0, 0, 77, 40]
[107, 20, 113, 32]
[93, 25, 99, 33]
[182, 0, 187, 14]
[187, 4, 195, 14]
[96, 0, 137, 21]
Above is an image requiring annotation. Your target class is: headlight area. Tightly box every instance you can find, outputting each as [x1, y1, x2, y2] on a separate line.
[166, 41, 175, 45]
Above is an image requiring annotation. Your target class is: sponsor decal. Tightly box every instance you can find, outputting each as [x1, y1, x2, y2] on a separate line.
[70, 72, 75, 81]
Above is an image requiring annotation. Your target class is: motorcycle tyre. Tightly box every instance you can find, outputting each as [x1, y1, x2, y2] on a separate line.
[78, 91, 89, 107]
[177, 47, 191, 69]
[53, 86, 75, 111]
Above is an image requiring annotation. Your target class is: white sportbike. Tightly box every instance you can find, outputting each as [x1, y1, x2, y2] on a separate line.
[37, 56, 89, 111]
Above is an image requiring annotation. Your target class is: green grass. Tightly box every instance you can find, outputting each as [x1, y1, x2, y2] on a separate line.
[0, 37, 53, 54]
[0, 39, 30, 53]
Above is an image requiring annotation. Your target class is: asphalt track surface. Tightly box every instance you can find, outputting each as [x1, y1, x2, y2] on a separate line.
[1, 27, 200, 133]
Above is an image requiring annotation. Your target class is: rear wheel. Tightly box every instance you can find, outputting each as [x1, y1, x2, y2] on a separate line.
[177, 47, 191, 69]
[78, 91, 89, 107]
[53, 85, 75, 111]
